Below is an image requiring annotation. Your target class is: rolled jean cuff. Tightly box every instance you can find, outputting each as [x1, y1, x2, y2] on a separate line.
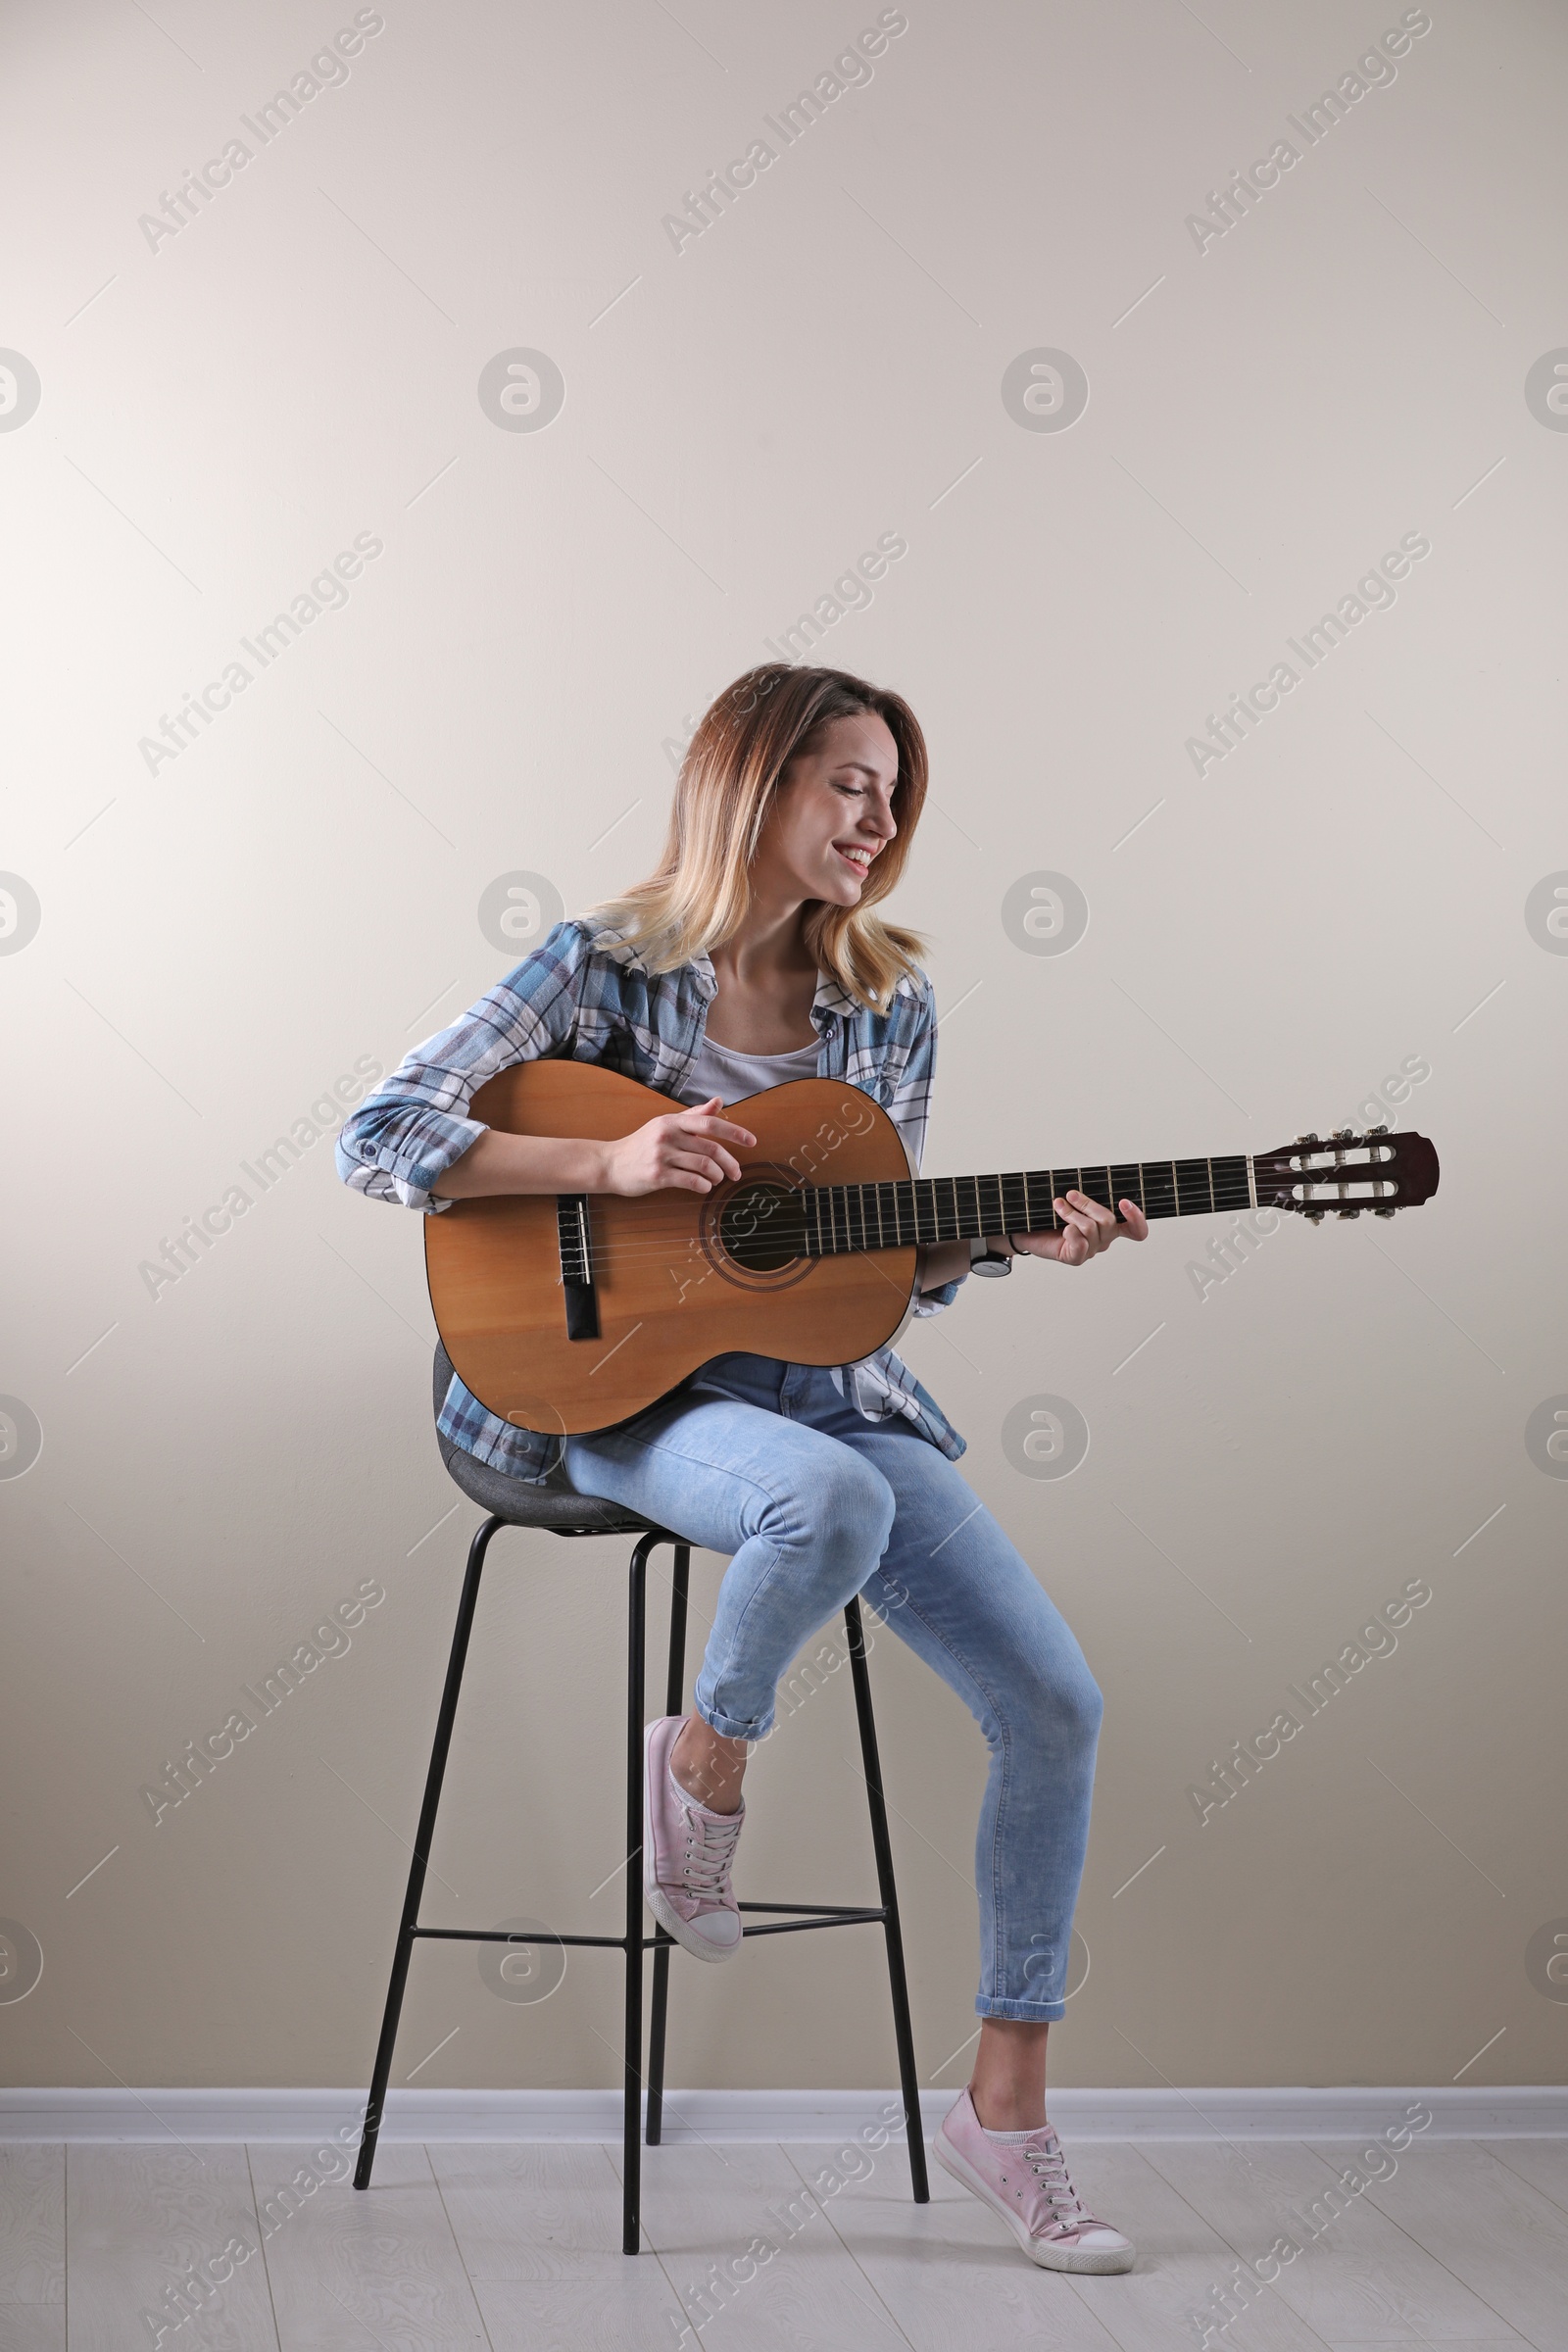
[694, 1692, 772, 1742]
[975, 1995, 1066, 2023]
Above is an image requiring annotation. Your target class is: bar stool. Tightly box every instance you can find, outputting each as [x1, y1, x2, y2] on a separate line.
[352, 1344, 931, 2254]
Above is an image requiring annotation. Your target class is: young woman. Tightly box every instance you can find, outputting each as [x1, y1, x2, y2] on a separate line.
[338, 662, 1148, 2274]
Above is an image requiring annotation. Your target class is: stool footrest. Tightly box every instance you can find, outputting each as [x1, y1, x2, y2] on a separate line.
[739, 1908, 885, 1937]
[407, 1903, 889, 1951]
[739, 1902, 882, 1916]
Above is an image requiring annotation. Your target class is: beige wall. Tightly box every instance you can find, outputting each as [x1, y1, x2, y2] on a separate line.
[3, 0, 1564, 2100]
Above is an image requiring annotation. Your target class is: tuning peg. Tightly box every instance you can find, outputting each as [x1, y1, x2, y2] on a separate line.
[1335, 1206, 1360, 1218]
[1333, 1126, 1354, 1140]
[1366, 1123, 1389, 1135]
[1373, 1206, 1395, 1218]
[1304, 1208, 1325, 1224]
[1295, 1131, 1320, 1146]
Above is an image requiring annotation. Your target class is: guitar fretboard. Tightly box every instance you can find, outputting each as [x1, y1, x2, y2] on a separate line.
[802, 1156, 1252, 1256]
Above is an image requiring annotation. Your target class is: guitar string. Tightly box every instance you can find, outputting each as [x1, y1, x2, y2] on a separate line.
[522, 1169, 1394, 1256]
[499, 1209, 1407, 1292]
[512, 1166, 1259, 1260]
[528, 1181, 1239, 1260]
[457, 1156, 1405, 1255]
[460, 1155, 1412, 1271]
[541, 1190, 1401, 1276]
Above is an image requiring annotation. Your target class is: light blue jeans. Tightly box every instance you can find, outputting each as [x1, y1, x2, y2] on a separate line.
[560, 1350, 1102, 2020]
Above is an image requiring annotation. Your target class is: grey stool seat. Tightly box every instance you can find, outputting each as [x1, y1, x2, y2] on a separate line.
[432, 1343, 659, 1536]
[353, 1342, 929, 2254]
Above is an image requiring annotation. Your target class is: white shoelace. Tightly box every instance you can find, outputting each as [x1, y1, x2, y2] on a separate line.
[1024, 2137, 1099, 2232]
[680, 1800, 743, 1899]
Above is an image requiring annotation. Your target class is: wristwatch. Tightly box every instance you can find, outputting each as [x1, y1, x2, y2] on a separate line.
[968, 1233, 1016, 1278]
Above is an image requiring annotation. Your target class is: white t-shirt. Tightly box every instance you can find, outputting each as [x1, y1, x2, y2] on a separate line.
[672, 1032, 820, 1108]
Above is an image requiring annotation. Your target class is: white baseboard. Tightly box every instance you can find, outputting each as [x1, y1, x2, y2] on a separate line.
[1, 2085, 1564, 2143]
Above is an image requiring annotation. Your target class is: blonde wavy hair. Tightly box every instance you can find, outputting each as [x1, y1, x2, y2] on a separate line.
[582, 663, 931, 1013]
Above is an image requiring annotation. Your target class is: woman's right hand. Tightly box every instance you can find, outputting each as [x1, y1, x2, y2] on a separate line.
[599, 1096, 758, 1196]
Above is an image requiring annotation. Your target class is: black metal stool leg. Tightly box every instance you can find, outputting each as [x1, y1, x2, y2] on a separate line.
[355, 1514, 501, 2191]
[622, 1532, 655, 2255]
[845, 1593, 930, 2202]
[646, 1543, 690, 2149]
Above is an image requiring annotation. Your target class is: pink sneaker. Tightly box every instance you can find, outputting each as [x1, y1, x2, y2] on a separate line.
[642, 1715, 745, 1962]
[933, 2086, 1135, 2273]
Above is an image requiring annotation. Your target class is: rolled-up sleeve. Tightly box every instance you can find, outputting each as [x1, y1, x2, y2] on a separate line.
[887, 972, 967, 1318]
[336, 917, 591, 1212]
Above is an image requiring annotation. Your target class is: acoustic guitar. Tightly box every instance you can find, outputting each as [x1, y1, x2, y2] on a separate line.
[425, 1060, 1440, 1438]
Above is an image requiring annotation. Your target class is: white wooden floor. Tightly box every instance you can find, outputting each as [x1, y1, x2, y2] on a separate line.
[2, 2134, 1566, 2351]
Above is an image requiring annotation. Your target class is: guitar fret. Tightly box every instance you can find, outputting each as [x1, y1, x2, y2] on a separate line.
[1174, 1158, 1212, 1216]
[1211, 1155, 1250, 1212]
[1109, 1164, 1142, 1223]
[1142, 1161, 1178, 1219]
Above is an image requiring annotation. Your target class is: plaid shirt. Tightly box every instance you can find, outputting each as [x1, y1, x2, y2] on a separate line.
[336, 914, 968, 1484]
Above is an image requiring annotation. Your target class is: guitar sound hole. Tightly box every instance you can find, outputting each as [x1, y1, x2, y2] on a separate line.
[717, 1181, 807, 1273]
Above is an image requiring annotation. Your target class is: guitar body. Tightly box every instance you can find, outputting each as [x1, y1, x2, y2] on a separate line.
[424, 1060, 919, 1437]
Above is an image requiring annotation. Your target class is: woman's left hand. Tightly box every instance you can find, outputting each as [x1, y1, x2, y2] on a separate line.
[1012, 1193, 1149, 1267]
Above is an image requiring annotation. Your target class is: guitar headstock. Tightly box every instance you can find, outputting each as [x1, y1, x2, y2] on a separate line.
[1254, 1128, 1440, 1224]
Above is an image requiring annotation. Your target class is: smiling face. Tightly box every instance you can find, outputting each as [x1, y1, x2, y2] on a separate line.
[757, 708, 901, 910]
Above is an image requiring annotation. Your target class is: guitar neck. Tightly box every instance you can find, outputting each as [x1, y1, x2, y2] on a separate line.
[803, 1154, 1254, 1255]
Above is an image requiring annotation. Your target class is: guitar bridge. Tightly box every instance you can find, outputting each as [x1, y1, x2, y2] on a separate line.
[556, 1194, 600, 1341]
